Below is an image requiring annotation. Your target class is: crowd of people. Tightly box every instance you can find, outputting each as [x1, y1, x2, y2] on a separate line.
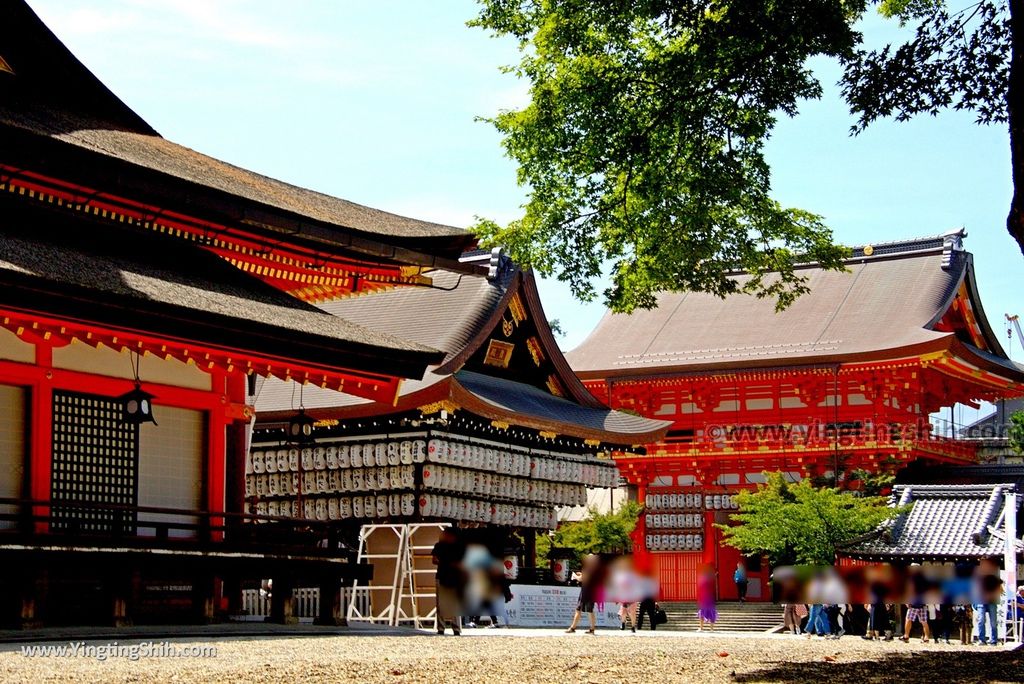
[565, 553, 664, 634]
[773, 561, 1023, 646]
[431, 527, 513, 635]
[430, 531, 1022, 643]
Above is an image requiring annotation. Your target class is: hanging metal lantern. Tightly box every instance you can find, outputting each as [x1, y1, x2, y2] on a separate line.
[287, 409, 316, 444]
[119, 383, 157, 425]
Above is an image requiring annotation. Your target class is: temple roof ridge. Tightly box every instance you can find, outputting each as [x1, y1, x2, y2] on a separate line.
[568, 229, 1022, 382]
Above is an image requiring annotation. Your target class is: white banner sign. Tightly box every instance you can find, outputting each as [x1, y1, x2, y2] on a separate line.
[506, 584, 622, 628]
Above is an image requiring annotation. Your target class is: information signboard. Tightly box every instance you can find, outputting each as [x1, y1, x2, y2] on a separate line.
[506, 584, 622, 628]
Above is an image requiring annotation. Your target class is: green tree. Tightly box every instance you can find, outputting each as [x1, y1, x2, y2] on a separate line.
[841, 0, 1020, 251]
[471, 1, 1021, 312]
[539, 501, 642, 565]
[547, 318, 566, 338]
[806, 452, 898, 495]
[1009, 409, 1024, 454]
[718, 472, 900, 565]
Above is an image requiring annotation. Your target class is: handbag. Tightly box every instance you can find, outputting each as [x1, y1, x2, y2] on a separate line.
[654, 608, 668, 625]
[795, 604, 808, 618]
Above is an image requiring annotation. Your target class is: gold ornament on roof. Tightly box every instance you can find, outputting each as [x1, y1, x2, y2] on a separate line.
[508, 292, 527, 325]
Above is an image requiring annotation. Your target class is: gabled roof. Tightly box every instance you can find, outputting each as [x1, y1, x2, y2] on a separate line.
[840, 484, 1023, 562]
[568, 231, 1024, 381]
[0, 0, 475, 262]
[255, 259, 670, 444]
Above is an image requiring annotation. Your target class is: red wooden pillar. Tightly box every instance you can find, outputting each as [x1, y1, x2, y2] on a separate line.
[206, 372, 229, 541]
[222, 372, 251, 614]
[30, 344, 52, 533]
[224, 372, 250, 517]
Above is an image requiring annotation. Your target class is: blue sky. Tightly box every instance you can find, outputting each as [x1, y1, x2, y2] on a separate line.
[29, 1, 1022, 423]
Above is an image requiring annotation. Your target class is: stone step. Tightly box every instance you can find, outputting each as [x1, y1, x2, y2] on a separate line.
[655, 602, 783, 632]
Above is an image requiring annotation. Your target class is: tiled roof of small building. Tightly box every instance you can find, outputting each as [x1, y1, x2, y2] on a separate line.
[841, 484, 1023, 562]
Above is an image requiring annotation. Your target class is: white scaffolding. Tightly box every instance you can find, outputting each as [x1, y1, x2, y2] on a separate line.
[346, 523, 447, 628]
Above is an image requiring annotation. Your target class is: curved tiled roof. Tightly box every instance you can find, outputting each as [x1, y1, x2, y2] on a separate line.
[454, 370, 666, 441]
[0, 1, 472, 251]
[320, 269, 510, 365]
[254, 267, 510, 413]
[568, 232, 1023, 379]
[841, 484, 1023, 561]
[255, 262, 671, 443]
[0, 217, 441, 378]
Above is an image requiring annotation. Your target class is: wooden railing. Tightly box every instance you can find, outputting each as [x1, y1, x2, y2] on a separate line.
[0, 497, 355, 559]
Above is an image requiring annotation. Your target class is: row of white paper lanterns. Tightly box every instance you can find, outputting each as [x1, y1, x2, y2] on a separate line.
[417, 494, 558, 528]
[250, 486, 560, 528]
[246, 466, 417, 498]
[421, 464, 586, 506]
[254, 493, 417, 520]
[252, 492, 555, 527]
[644, 493, 740, 510]
[644, 493, 703, 509]
[426, 440, 616, 487]
[246, 463, 588, 507]
[248, 440, 617, 487]
[247, 444, 422, 472]
[645, 513, 704, 529]
[646, 534, 704, 551]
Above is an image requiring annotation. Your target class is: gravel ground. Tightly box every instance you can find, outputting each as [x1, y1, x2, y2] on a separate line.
[0, 631, 1021, 684]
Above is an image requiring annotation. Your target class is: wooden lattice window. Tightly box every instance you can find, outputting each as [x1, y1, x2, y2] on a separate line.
[51, 391, 138, 534]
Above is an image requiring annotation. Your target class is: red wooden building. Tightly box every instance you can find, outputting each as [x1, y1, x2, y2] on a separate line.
[568, 232, 1024, 601]
[251, 254, 668, 538]
[0, 1, 479, 626]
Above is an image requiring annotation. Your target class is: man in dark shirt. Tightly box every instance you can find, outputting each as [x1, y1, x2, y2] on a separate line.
[432, 527, 466, 635]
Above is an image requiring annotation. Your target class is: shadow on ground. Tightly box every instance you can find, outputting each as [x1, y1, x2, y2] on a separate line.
[734, 649, 1024, 683]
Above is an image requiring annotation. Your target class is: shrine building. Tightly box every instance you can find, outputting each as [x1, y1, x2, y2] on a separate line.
[0, 0, 482, 627]
[568, 231, 1024, 602]
[251, 254, 669, 551]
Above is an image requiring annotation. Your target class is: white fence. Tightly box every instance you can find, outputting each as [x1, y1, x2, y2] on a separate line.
[236, 587, 369, 622]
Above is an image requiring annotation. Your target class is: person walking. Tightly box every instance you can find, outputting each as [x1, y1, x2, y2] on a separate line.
[826, 604, 846, 639]
[696, 565, 717, 631]
[636, 596, 659, 631]
[783, 603, 804, 635]
[566, 554, 603, 635]
[617, 601, 638, 632]
[734, 562, 748, 603]
[804, 570, 830, 638]
[633, 566, 661, 631]
[805, 603, 830, 638]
